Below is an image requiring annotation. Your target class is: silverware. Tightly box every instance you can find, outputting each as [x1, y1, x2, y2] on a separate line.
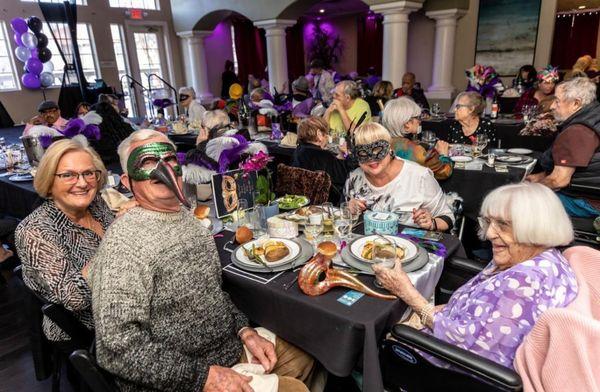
[283, 275, 298, 290]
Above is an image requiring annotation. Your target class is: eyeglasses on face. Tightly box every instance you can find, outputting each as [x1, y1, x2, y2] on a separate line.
[477, 216, 512, 232]
[455, 104, 472, 109]
[55, 170, 101, 184]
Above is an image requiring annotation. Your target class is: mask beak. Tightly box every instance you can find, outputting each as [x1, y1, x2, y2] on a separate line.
[149, 161, 190, 208]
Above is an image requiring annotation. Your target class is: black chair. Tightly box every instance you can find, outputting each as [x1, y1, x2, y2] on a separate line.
[380, 325, 522, 391]
[435, 256, 486, 305]
[42, 303, 94, 350]
[69, 350, 117, 392]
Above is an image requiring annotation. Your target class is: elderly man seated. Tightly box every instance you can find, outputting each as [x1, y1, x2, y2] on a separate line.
[179, 86, 207, 124]
[527, 77, 600, 217]
[324, 80, 371, 136]
[23, 101, 68, 136]
[90, 129, 315, 392]
[394, 72, 430, 111]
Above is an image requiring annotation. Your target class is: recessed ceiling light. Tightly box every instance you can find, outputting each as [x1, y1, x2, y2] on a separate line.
[319, 8, 325, 13]
[578, 5, 586, 9]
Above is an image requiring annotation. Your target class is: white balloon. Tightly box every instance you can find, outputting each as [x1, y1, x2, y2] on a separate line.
[40, 72, 54, 88]
[14, 46, 31, 62]
[21, 32, 38, 50]
[42, 61, 54, 73]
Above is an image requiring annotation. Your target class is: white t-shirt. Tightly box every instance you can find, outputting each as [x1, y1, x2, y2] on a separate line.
[344, 158, 454, 225]
[187, 100, 206, 123]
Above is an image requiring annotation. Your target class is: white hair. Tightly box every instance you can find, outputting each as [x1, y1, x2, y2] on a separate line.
[479, 183, 573, 247]
[382, 97, 422, 137]
[117, 129, 175, 174]
[337, 80, 360, 99]
[557, 77, 597, 107]
[202, 109, 231, 132]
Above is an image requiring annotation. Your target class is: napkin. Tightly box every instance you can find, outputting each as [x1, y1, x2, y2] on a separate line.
[101, 188, 131, 211]
[232, 327, 278, 392]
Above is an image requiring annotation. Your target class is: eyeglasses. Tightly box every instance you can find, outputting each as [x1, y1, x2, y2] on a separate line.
[55, 170, 101, 184]
[455, 104, 472, 109]
[478, 216, 512, 233]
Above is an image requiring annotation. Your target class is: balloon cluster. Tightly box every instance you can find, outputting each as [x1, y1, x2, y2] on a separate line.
[11, 17, 54, 89]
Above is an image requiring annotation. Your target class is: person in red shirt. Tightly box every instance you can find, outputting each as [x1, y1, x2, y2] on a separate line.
[527, 77, 600, 217]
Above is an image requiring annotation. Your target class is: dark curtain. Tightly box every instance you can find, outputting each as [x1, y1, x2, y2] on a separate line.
[357, 13, 383, 76]
[286, 21, 306, 87]
[551, 13, 600, 70]
[232, 16, 267, 92]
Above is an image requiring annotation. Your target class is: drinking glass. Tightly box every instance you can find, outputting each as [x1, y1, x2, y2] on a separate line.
[183, 182, 197, 209]
[431, 103, 440, 118]
[304, 210, 324, 249]
[373, 236, 397, 288]
[321, 202, 334, 237]
[334, 206, 352, 242]
[252, 204, 267, 237]
[236, 198, 249, 228]
[341, 201, 361, 237]
[421, 131, 437, 150]
[475, 134, 489, 157]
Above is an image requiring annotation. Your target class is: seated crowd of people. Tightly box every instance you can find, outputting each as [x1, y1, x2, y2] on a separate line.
[6, 55, 600, 391]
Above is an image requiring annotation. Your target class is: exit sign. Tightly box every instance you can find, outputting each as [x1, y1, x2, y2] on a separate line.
[126, 9, 146, 20]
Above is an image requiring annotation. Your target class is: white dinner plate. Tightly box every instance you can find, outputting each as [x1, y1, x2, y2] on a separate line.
[235, 238, 301, 267]
[350, 235, 418, 263]
[497, 155, 522, 163]
[450, 156, 473, 163]
[507, 148, 533, 155]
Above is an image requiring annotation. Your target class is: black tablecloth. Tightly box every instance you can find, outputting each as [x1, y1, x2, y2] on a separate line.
[422, 118, 554, 151]
[0, 175, 41, 219]
[440, 166, 526, 217]
[215, 227, 464, 392]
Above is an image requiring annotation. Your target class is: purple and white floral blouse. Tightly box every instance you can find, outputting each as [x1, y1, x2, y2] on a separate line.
[426, 248, 578, 368]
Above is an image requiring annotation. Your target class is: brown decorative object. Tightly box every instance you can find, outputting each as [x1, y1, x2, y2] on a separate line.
[275, 164, 331, 205]
[298, 253, 396, 300]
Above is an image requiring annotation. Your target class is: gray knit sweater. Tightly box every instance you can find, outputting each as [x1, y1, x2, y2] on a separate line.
[90, 207, 248, 391]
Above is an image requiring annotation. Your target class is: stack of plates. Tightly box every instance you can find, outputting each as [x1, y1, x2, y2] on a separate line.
[341, 235, 429, 275]
[495, 154, 533, 165]
[231, 237, 314, 273]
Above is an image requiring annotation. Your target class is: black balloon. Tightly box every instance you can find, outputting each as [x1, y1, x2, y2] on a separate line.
[27, 16, 43, 34]
[38, 47, 52, 63]
[36, 33, 48, 49]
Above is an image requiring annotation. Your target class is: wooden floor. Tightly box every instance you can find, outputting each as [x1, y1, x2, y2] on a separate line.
[0, 273, 74, 392]
[0, 271, 359, 392]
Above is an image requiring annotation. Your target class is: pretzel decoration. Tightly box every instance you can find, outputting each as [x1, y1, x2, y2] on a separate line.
[222, 175, 238, 213]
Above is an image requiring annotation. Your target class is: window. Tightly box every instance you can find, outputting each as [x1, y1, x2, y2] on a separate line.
[44, 23, 100, 86]
[0, 21, 19, 91]
[110, 24, 135, 116]
[22, 0, 86, 4]
[109, 0, 159, 10]
[134, 31, 165, 111]
[230, 24, 239, 75]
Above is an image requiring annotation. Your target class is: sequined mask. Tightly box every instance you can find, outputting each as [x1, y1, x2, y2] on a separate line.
[353, 140, 391, 164]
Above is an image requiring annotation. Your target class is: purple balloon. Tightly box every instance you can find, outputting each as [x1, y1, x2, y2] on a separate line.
[13, 33, 23, 47]
[10, 18, 28, 35]
[30, 47, 38, 58]
[26, 57, 43, 75]
[22, 73, 41, 89]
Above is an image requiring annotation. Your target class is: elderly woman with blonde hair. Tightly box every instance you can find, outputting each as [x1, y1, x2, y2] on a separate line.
[15, 138, 114, 343]
[374, 182, 578, 369]
[344, 122, 454, 230]
[382, 97, 453, 180]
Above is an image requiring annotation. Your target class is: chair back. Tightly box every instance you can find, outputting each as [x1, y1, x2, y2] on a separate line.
[13, 265, 54, 381]
[69, 350, 118, 392]
[42, 303, 94, 349]
[275, 164, 332, 205]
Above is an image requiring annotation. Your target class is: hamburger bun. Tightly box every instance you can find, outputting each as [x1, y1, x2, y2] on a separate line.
[317, 241, 338, 259]
[194, 205, 210, 219]
[235, 226, 253, 244]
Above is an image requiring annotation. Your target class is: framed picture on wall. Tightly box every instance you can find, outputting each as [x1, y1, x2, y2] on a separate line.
[475, 0, 542, 76]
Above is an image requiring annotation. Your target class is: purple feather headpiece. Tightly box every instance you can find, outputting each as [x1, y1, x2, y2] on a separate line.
[217, 134, 250, 173]
[61, 118, 101, 141]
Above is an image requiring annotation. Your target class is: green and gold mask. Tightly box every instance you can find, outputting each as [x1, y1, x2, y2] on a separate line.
[127, 142, 181, 181]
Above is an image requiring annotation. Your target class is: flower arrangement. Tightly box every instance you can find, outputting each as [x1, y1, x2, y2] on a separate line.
[465, 64, 504, 99]
[240, 150, 275, 205]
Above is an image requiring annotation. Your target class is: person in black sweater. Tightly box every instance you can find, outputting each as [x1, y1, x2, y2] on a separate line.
[291, 116, 357, 203]
[91, 97, 135, 166]
[221, 60, 239, 99]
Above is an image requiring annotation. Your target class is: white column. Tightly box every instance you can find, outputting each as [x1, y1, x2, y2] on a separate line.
[425, 9, 466, 100]
[254, 19, 296, 95]
[177, 30, 213, 101]
[370, 1, 423, 88]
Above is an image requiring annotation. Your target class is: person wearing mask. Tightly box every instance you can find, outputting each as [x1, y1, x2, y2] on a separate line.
[514, 66, 559, 115]
[179, 86, 207, 124]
